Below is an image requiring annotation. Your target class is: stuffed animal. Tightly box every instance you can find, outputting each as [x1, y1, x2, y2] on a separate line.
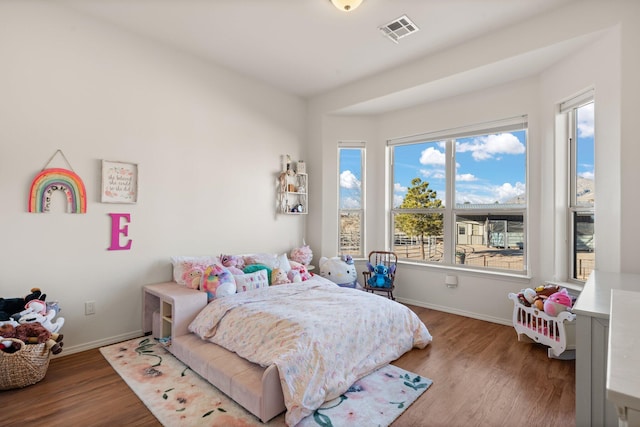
[543, 288, 573, 316]
[219, 254, 245, 275]
[287, 269, 302, 283]
[271, 268, 291, 285]
[0, 323, 63, 354]
[201, 264, 236, 300]
[319, 255, 359, 288]
[17, 307, 65, 334]
[366, 262, 395, 288]
[0, 288, 46, 321]
[289, 261, 312, 281]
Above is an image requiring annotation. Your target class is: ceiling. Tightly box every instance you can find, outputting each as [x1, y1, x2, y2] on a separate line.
[58, 0, 581, 104]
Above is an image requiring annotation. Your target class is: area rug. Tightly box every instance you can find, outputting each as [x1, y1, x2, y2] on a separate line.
[100, 337, 432, 427]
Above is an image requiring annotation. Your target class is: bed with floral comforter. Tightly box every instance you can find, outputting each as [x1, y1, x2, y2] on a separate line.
[188, 276, 432, 426]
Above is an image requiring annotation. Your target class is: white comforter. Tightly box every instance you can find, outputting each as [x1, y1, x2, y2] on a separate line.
[188, 277, 432, 426]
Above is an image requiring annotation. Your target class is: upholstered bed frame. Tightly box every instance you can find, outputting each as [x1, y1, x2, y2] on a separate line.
[142, 281, 286, 423]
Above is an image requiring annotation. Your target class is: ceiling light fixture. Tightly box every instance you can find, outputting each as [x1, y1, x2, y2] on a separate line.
[330, 0, 363, 12]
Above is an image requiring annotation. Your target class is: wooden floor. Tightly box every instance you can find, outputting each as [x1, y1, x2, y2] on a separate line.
[0, 306, 575, 427]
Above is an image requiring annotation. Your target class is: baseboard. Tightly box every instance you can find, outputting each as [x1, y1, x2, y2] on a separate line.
[396, 297, 512, 327]
[52, 330, 145, 358]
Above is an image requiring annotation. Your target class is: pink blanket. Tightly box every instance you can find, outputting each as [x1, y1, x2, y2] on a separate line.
[189, 277, 432, 426]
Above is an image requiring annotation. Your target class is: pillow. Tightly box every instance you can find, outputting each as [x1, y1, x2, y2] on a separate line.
[200, 264, 236, 301]
[171, 256, 218, 286]
[234, 269, 269, 292]
[243, 264, 272, 284]
[276, 252, 291, 273]
[243, 253, 278, 269]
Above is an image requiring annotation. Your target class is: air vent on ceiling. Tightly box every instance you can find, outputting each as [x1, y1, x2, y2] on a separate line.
[379, 15, 419, 44]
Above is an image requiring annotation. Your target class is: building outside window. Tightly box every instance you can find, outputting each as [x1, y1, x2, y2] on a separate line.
[338, 142, 365, 258]
[389, 116, 527, 273]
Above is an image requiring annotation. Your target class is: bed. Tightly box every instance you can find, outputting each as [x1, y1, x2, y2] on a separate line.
[155, 275, 432, 426]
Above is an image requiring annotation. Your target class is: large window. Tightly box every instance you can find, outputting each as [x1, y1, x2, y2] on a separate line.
[390, 117, 527, 273]
[338, 143, 365, 258]
[564, 94, 595, 281]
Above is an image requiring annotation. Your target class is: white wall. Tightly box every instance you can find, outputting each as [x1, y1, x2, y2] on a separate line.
[0, 2, 307, 352]
[308, 1, 639, 324]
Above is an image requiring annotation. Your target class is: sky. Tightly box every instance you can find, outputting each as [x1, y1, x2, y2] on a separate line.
[339, 104, 594, 210]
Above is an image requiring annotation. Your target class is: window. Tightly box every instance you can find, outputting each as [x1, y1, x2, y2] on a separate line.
[338, 143, 365, 258]
[563, 93, 595, 281]
[390, 116, 527, 273]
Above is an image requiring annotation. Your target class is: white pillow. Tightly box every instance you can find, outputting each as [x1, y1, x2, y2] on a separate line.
[234, 269, 269, 292]
[276, 252, 292, 272]
[170, 256, 219, 286]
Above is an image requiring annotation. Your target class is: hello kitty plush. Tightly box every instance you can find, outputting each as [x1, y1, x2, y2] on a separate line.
[319, 255, 360, 289]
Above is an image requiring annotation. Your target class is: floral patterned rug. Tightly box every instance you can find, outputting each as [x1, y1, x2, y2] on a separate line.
[100, 337, 432, 427]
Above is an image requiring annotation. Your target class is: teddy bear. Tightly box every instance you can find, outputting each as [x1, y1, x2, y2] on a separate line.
[0, 322, 63, 354]
[319, 255, 360, 288]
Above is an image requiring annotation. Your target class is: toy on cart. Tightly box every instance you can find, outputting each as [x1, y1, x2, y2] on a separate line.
[508, 284, 576, 359]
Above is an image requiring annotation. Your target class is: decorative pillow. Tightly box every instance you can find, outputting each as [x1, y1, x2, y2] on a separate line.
[171, 256, 218, 286]
[234, 269, 269, 292]
[200, 264, 236, 301]
[243, 264, 273, 284]
[276, 252, 291, 273]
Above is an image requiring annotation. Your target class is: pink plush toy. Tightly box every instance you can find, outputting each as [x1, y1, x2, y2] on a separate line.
[543, 288, 572, 317]
[219, 254, 245, 275]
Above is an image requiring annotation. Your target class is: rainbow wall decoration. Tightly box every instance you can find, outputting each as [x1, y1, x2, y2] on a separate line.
[28, 168, 87, 213]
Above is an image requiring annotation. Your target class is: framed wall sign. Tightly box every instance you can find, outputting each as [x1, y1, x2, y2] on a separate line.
[101, 160, 138, 203]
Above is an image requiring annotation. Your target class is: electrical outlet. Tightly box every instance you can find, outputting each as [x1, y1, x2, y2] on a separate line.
[85, 301, 96, 315]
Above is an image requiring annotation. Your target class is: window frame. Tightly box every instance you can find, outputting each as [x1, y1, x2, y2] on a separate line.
[563, 92, 595, 282]
[388, 116, 528, 274]
[338, 142, 365, 259]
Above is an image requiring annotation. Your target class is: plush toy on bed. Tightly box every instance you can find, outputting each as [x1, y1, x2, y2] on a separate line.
[319, 255, 359, 289]
[201, 264, 236, 301]
[366, 262, 395, 288]
[271, 268, 291, 285]
[219, 254, 245, 275]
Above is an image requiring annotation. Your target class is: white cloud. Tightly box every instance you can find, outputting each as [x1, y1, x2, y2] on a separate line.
[340, 170, 361, 189]
[456, 173, 477, 182]
[456, 181, 525, 204]
[394, 182, 407, 193]
[580, 171, 594, 180]
[456, 133, 525, 161]
[419, 147, 446, 165]
[420, 169, 445, 180]
[494, 182, 526, 201]
[578, 103, 594, 138]
[341, 197, 361, 209]
[393, 194, 405, 208]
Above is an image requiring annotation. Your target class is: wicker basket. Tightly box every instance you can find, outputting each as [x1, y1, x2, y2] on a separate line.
[0, 338, 51, 390]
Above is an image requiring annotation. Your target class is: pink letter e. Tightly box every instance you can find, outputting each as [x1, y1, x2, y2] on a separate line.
[108, 213, 132, 251]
